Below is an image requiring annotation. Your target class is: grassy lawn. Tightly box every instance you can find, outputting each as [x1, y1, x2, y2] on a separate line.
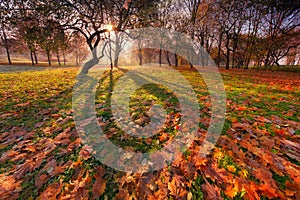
[0, 66, 299, 199]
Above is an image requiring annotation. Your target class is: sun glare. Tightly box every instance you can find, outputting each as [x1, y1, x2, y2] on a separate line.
[106, 24, 113, 32]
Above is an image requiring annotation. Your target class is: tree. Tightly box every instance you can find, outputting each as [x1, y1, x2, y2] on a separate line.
[0, 1, 14, 65]
[16, 15, 41, 65]
[68, 32, 89, 66]
[260, 0, 300, 66]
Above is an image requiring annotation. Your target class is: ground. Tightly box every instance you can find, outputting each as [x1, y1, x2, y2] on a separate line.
[0, 66, 299, 200]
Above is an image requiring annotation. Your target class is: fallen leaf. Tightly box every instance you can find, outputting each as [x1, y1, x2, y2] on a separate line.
[13, 160, 34, 180]
[201, 177, 221, 200]
[92, 166, 106, 198]
[237, 106, 247, 111]
[39, 182, 62, 199]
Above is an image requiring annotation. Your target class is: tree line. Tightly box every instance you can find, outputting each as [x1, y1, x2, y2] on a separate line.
[0, 0, 299, 68]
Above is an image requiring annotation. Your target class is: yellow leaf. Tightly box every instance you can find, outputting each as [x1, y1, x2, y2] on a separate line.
[238, 169, 248, 178]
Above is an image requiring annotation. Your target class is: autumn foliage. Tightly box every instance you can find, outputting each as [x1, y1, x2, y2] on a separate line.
[0, 67, 299, 199]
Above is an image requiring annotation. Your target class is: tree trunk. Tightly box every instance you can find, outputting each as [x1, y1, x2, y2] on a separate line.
[174, 53, 178, 67]
[1, 26, 12, 65]
[30, 51, 35, 66]
[225, 32, 230, 70]
[165, 50, 171, 66]
[114, 45, 120, 68]
[159, 48, 162, 66]
[75, 50, 79, 65]
[63, 51, 66, 66]
[81, 48, 100, 74]
[217, 31, 223, 67]
[46, 50, 51, 66]
[56, 51, 61, 66]
[5, 46, 11, 65]
[231, 33, 238, 68]
[109, 37, 113, 69]
[138, 49, 143, 66]
[114, 34, 120, 67]
[265, 49, 271, 67]
[34, 50, 38, 64]
[114, 54, 119, 67]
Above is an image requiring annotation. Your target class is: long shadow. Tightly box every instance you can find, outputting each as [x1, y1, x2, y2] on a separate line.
[0, 86, 74, 133]
[114, 66, 207, 108]
[115, 66, 194, 91]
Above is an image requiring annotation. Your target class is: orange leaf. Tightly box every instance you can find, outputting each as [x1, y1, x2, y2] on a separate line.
[194, 157, 208, 168]
[231, 117, 238, 123]
[275, 129, 285, 135]
[227, 165, 236, 173]
[24, 145, 36, 152]
[168, 175, 187, 197]
[237, 106, 247, 111]
[225, 179, 240, 198]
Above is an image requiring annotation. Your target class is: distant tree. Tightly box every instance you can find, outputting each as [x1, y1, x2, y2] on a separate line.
[68, 32, 89, 66]
[16, 16, 41, 65]
[0, 1, 14, 65]
[37, 19, 64, 66]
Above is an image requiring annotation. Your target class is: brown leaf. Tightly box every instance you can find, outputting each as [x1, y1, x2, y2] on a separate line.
[39, 182, 62, 200]
[92, 178, 106, 199]
[14, 102, 30, 107]
[24, 131, 36, 140]
[11, 153, 27, 162]
[243, 182, 260, 200]
[258, 183, 279, 199]
[0, 150, 18, 162]
[194, 157, 207, 168]
[137, 174, 154, 198]
[13, 159, 34, 180]
[35, 174, 48, 188]
[168, 175, 187, 198]
[0, 174, 22, 199]
[79, 145, 93, 160]
[0, 143, 9, 149]
[201, 177, 221, 200]
[284, 182, 299, 197]
[92, 166, 106, 198]
[253, 168, 277, 187]
[67, 138, 82, 152]
[24, 145, 36, 152]
[115, 188, 130, 200]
